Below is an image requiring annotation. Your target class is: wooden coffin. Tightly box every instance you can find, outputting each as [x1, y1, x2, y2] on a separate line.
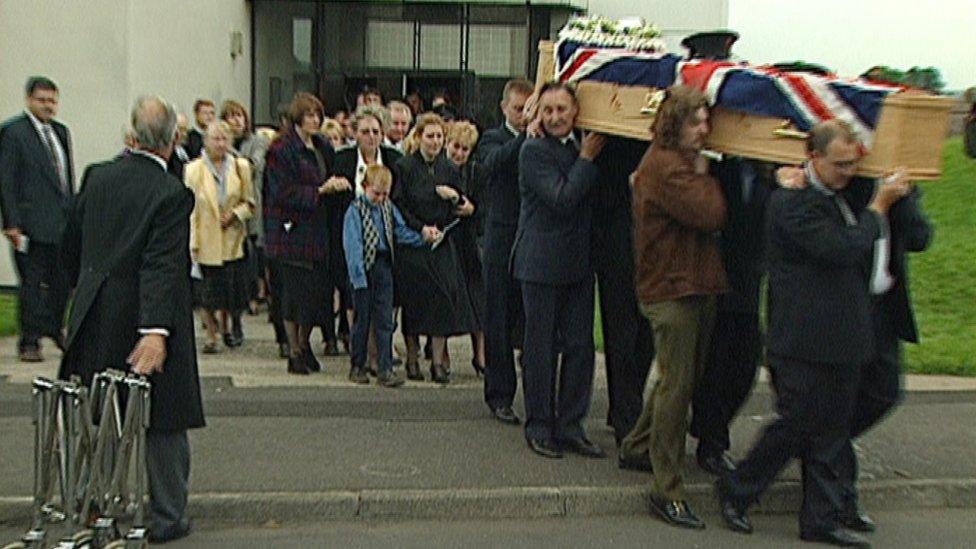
[536, 41, 954, 179]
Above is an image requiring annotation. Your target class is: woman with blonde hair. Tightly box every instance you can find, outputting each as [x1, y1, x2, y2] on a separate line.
[320, 118, 346, 151]
[444, 121, 486, 375]
[185, 121, 256, 352]
[393, 113, 477, 383]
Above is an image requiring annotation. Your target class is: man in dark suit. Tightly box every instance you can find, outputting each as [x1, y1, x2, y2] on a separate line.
[837, 175, 932, 532]
[690, 157, 773, 475]
[0, 76, 74, 362]
[512, 82, 606, 459]
[717, 120, 910, 547]
[478, 78, 532, 425]
[59, 96, 205, 544]
[185, 99, 214, 160]
[591, 137, 655, 453]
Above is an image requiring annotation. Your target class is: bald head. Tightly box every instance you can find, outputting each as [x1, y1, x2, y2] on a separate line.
[131, 95, 178, 157]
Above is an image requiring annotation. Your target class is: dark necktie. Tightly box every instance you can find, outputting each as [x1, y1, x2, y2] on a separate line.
[42, 126, 67, 194]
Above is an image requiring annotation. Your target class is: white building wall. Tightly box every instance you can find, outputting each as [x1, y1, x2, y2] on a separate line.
[587, 0, 731, 54]
[0, 0, 252, 286]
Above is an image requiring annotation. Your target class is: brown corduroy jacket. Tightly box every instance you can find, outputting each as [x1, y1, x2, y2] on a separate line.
[631, 145, 728, 305]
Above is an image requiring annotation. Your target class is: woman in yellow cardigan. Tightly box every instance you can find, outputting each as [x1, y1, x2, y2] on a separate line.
[185, 121, 256, 353]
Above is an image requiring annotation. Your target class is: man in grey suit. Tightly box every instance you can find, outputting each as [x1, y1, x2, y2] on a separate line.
[512, 82, 606, 459]
[0, 76, 74, 362]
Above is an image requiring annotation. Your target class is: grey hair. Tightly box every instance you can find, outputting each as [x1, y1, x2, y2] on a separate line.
[131, 95, 178, 151]
[352, 105, 389, 132]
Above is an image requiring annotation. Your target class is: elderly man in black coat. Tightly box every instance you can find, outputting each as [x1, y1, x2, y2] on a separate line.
[59, 96, 204, 544]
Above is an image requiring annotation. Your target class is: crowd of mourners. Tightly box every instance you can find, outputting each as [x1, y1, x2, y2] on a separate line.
[174, 89, 491, 387]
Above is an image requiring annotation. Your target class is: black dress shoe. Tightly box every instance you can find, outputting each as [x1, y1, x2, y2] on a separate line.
[714, 482, 752, 534]
[841, 509, 876, 533]
[287, 356, 310, 375]
[278, 343, 291, 359]
[559, 437, 606, 458]
[527, 438, 563, 459]
[800, 528, 871, 547]
[149, 519, 191, 543]
[617, 453, 653, 473]
[430, 363, 450, 384]
[405, 361, 424, 381]
[697, 450, 737, 476]
[303, 351, 322, 373]
[647, 496, 705, 529]
[491, 406, 521, 425]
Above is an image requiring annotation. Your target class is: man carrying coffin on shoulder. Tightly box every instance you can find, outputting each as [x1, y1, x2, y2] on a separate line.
[512, 81, 607, 460]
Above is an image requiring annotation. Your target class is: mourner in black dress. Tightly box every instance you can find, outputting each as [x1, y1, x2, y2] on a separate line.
[393, 113, 477, 384]
[445, 120, 487, 376]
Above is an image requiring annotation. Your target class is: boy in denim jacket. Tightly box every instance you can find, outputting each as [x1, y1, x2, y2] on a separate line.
[343, 165, 437, 386]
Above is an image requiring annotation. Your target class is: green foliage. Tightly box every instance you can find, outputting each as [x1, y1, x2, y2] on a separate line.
[862, 65, 946, 93]
[0, 293, 17, 337]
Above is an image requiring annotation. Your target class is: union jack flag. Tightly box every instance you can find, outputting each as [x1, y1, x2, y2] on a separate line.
[555, 39, 902, 147]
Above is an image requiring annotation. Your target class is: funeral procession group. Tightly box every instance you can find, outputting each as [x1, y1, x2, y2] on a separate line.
[3, 12, 951, 547]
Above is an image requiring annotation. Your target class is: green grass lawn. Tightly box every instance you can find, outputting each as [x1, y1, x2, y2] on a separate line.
[0, 293, 17, 337]
[595, 137, 976, 376]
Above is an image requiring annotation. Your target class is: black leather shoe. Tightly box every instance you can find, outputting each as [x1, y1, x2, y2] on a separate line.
[278, 343, 290, 359]
[527, 438, 563, 459]
[715, 482, 752, 534]
[287, 356, 310, 375]
[491, 406, 521, 425]
[647, 496, 705, 529]
[430, 363, 450, 384]
[303, 351, 322, 373]
[617, 453, 653, 473]
[559, 437, 606, 458]
[405, 361, 424, 381]
[800, 528, 871, 547]
[149, 519, 191, 543]
[841, 509, 876, 533]
[697, 450, 737, 476]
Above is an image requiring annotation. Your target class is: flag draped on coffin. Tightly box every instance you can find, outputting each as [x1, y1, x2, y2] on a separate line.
[554, 39, 903, 148]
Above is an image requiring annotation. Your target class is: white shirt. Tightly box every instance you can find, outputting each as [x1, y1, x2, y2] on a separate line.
[25, 110, 69, 191]
[504, 120, 519, 136]
[354, 147, 383, 197]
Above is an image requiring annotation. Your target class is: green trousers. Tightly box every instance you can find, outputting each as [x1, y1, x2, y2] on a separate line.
[620, 295, 717, 501]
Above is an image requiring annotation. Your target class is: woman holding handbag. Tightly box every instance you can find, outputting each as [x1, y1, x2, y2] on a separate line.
[185, 121, 255, 353]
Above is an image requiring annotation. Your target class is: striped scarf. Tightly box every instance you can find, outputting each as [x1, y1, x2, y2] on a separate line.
[355, 195, 395, 270]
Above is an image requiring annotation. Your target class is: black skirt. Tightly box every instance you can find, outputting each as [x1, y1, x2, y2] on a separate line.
[451, 222, 485, 329]
[278, 260, 330, 325]
[194, 259, 250, 311]
[396, 238, 476, 337]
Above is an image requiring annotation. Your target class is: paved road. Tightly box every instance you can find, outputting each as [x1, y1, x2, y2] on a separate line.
[4, 509, 973, 548]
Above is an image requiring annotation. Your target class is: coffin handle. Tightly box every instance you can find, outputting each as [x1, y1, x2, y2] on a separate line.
[772, 121, 809, 140]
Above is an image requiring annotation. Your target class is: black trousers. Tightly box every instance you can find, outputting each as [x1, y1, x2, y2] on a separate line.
[722, 355, 860, 535]
[592, 214, 653, 444]
[13, 242, 68, 349]
[482, 224, 523, 410]
[520, 277, 594, 442]
[690, 309, 761, 456]
[837, 321, 902, 511]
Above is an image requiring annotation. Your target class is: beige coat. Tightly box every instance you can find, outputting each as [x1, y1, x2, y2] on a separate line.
[185, 155, 255, 266]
